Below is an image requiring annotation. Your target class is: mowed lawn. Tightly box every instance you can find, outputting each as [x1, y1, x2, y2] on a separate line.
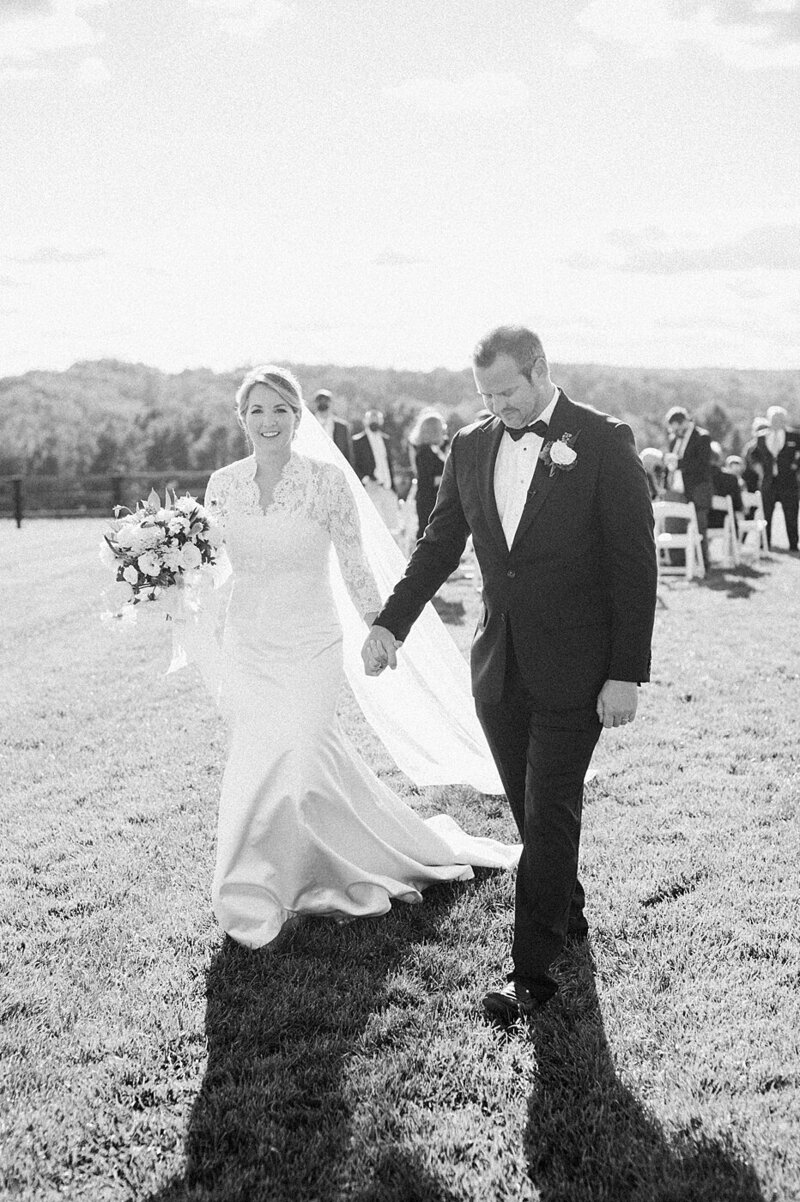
[1, 517, 799, 1202]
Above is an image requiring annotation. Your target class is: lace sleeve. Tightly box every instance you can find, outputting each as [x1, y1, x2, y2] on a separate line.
[323, 464, 382, 619]
[203, 470, 228, 527]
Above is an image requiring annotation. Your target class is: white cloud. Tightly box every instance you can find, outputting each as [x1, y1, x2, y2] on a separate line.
[372, 250, 430, 267]
[383, 73, 530, 114]
[576, 0, 800, 68]
[567, 223, 800, 272]
[10, 245, 107, 263]
[188, 0, 296, 39]
[0, 60, 42, 79]
[73, 51, 108, 84]
[0, 0, 115, 65]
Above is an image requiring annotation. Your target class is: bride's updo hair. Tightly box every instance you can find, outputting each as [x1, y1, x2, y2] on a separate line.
[235, 365, 304, 433]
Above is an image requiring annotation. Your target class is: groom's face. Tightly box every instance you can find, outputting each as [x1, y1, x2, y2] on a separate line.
[473, 352, 549, 429]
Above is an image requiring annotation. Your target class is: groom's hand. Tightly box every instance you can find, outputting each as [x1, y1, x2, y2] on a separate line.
[596, 680, 638, 729]
[361, 625, 402, 675]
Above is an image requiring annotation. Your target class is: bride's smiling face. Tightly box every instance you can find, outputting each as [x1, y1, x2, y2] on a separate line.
[245, 384, 298, 455]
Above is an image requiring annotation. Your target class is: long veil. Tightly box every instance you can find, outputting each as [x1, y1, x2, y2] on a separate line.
[293, 407, 503, 793]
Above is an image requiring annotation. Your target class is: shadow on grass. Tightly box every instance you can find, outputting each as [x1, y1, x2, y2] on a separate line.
[658, 562, 769, 602]
[524, 945, 765, 1202]
[699, 561, 770, 600]
[146, 880, 480, 1202]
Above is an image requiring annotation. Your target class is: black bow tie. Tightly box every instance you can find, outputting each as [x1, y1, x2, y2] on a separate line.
[504, 420, 549, 442]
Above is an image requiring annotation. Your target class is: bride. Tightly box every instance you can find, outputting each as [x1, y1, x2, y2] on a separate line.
[189, 365, 519, 948]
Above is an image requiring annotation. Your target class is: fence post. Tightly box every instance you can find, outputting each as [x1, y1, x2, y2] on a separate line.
[12, 476, 22, 528]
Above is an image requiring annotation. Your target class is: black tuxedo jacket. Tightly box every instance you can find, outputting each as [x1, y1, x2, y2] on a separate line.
[330, 417, 354, 467]
[748, 431, 800, 491]
[353, 430, 396, 490]
[670, 425, 712, 496]
[376, 392, 657, 713]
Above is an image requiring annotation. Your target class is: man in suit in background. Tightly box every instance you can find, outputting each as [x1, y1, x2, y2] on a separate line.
[361, 326, 657, 1020]
[311, 389, 355, 467]
[747, 405, 800, 552]
[665, 406, 713, 569]
[353, 409, 400, 535]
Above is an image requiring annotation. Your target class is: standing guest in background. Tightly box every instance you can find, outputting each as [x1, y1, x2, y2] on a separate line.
[664, 406, 713, 568]
[639, 447, 667, 501]
[353, 409, 401, 536]
[743, 417, 770, 491]
[747, 405, 800, 552]
[708, 442, 743, 528]
[311, 389, 354, 467]
[407, 410, 449, 539]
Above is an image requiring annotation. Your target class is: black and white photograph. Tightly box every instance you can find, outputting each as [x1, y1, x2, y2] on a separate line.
[1, 2, 799, 1199]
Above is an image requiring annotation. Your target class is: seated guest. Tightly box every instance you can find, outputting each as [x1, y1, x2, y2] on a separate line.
[639, 447, 667, 500]
[725, 456, 755, 518]
[708, 442, 743, 528]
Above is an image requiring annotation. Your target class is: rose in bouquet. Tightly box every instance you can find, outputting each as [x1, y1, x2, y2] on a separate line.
[101, 488, 223, 620]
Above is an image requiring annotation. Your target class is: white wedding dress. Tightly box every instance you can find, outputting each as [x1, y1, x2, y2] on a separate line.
[202, 452, 519, 948]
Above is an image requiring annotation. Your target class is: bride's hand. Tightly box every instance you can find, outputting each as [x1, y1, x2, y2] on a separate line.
[361, 625, 401, 675]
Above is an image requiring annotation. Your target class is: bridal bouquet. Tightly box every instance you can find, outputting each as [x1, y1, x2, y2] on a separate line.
[101, 488, 222, 621]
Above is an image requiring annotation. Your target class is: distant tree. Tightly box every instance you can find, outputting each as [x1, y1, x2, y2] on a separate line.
[697, 401, 733, 446]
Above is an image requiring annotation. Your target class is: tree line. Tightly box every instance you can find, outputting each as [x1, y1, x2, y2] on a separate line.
[2, 357, 799, 478]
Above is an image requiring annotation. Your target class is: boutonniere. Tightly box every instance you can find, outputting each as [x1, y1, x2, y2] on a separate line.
[540, 432, 578, 477]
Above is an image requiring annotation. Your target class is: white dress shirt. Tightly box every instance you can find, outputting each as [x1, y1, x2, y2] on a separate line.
[766, 428, 786, 460]
[494, 388, 559, 549]
[365, 428, 392, 490]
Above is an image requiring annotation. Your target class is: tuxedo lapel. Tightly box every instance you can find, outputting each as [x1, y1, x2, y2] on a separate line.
[476, 419, 507, 549]
[511, 393, 572, 551]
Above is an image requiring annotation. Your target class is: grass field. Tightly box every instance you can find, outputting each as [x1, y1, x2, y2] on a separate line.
[1, 518, 799, 1202]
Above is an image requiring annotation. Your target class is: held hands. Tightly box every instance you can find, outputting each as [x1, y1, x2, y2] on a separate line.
[596, 679, 638, 729]
[361, 624, 402, 676]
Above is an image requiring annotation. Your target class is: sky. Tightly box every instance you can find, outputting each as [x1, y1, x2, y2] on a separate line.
[1, 0, 799, 376]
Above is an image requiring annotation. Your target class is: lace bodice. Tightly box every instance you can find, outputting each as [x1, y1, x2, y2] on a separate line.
[204, 454, 381, 619]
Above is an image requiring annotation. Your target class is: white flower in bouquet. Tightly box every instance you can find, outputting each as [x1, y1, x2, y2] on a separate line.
[122, 564, 140, 585]
[161, 546, 183, 572]
[179, 542, 203, 571]
[137, 550, 163, 578]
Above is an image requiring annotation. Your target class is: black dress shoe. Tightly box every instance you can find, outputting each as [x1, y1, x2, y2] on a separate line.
[482, 979, 551, 1021]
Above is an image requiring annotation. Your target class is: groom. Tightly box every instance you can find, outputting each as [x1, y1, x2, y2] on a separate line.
[362, 326, 657, 1020]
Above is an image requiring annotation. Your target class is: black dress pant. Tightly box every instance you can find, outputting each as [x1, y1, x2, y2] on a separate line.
[475, 636, 602, 1001]
[763, 479, 799, 551]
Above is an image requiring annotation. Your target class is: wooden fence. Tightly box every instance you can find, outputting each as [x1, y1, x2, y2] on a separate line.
[0, 471, 213, 527]
[0, 467, 415, 527]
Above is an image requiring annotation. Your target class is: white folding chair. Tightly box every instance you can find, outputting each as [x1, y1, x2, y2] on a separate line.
[652, 500, 705, 580]
[706, 495, 739, 568]
[738, 490, 769, 560]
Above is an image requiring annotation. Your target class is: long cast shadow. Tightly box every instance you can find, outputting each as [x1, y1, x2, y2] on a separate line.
[524, 945, 766, 1202]
[146, 877, 487, 1202]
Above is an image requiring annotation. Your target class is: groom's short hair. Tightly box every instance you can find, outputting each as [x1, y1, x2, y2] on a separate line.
[473, 326, 546, 382]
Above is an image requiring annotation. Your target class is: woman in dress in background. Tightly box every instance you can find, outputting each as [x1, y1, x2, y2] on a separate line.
[407, 410, 448, 540]
[196, 367, 518, 949]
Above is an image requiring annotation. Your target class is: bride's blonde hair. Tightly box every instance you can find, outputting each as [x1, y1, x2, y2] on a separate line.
[235, 365, 304, 433]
